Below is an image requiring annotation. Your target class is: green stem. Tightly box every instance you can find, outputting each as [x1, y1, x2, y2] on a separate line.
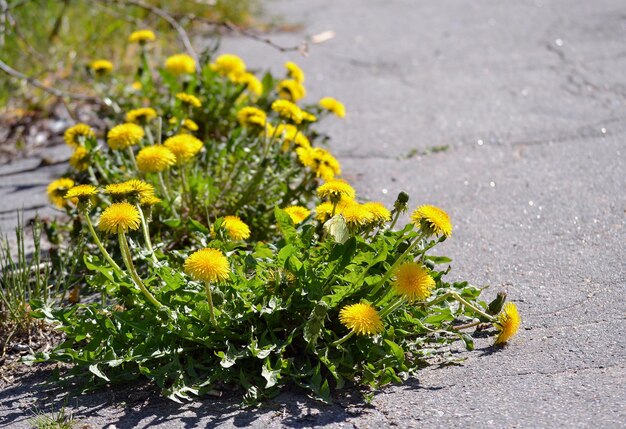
[453, 293, 495, 322]
[118, 231, 162, 309]
[379, 295, 404, 318]
[83, 212, 123, 276]
[204, 281, 217, 325]
[388, 209, 401, 230]
[332, 330, 355, 346]
[127, 147, 139, 172]
[136, 204, 158, 263]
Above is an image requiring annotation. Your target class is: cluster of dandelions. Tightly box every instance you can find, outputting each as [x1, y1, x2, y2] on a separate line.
[38, 27, 522, 403]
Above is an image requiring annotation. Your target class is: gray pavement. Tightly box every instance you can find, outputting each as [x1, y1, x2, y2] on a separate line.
[1, 0, 626, 427]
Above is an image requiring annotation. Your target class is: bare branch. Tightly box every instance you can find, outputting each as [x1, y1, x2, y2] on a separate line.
[110, 0, 199, 66]
[0, 58, 98, 101]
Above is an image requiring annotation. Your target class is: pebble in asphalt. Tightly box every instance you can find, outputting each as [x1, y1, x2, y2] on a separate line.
[1, 0, 625, 427]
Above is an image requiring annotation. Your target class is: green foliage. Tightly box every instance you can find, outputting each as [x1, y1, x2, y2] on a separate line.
[22, 33, 520, 404]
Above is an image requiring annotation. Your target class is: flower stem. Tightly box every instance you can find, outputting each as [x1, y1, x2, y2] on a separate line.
[425, 291, 495, 322]
[82, 211, 123, 276]
[127, 147, 139, 171]
[136, 204, 158, 263]
[204, 281, 217, 325]
[379, 295, 404, 318]
[332, 330, 355, 346]
[118, 231, 162, 309]
[388, 209, 401, 230]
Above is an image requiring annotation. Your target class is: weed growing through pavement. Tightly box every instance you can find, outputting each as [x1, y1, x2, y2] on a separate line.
[5, 30, 521, 403]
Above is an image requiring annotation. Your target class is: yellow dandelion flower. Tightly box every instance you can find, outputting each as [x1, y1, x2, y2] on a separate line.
[317, 179, 356, 201]
[105, 180, 153, 201]
[176, 92, 202, 108]
[126, 107, 157, 123]
[301, 111, 317, 122]
[65, 184, 98, 203]
[222, 216, 251, 240]
[230, 72, 263, 96]
[296, 147, 341, 180]
[184, 248, 230, 283]
[284, 206, 311, 224]
[319, 97, 346, 118]
[69, 146, 90, 171]
[494, 302, 521, 345]
[340, 201, 375, 227]
[64, 123, 94, 148]
[136, 145, 176, 173]
[277, 124, 310, 151]
[271, 99, 303, 123]
[410, 205, 452, 237]
[237, 107, 267, 127]
[98, 202, 141, 234]
[139, 193, 162, 206]
[128, 29, 156, 44]
[362, 202, 392, 223]
[181, 118, 199, 132]
[339, 302, 384, 335]
[210, 54, 246, 76]
[284, 61, 305, 83]
[314, 202, 334, 222]
[277, 79, 306, 102]
[165, 53, 196, 75]
[131, 81, 142, 91]
[47, 178, 75, 208]
[107, 123, 144, 150]
[163, 134, 203, 163]
[393, 262, 435, 302]
[90, 59, 113, 74]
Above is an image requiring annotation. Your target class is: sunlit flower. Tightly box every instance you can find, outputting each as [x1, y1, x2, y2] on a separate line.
[410, 205, 452, 237]
[362, 202, 391, 223]
[184, 248, 230, 283]
[165, 53, 196, 75]
[494, 302, 521, 345]
[339, 302, 383, 335]
[47, 178, 75, 208]
[181, 118, 199, 132]
[131, 81, 142, 91]
[105, 180, 154, 201]
[271, 99, 303, 123]
[98, 202, 141, 234]
[210, 54, 246, 76]
[284, 206, 311, 224]
[69, 146, 90, 171]
[319, 97, 346, 118]
[277, 79, 306, 102]
[65, 184, 98, 205]
[314, 201, 334, 222]
[128, 29, 156, 44]
[136, 145, 176, 173]
[301, 111, 317, 122]
[341, 201, 374, 227]
[139, 193, 162, 207]
[222, 216, 251, 240]
[237, 106, 267, 128]
[230, 72, 263, 96]
[176, 92, 202, 108]
[296, 147, 341, 180]
[317, 179, 356, 201]
[393, 262, 435, 302]
[163, 134, 203, 163]
[90, 59, 113, 74]
[284, 61, 305, 83]
[277, 124, 310, 151]
[64, 123, 95, 148]
[126, 107, 157, 123]
[107, 123, 144, 150]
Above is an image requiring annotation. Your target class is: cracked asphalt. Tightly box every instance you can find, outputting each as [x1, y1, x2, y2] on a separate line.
[1, 0, 625, 427]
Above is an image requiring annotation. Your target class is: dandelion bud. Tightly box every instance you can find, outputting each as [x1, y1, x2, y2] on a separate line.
[394, 191, 410, 213]
[488, 291, 508, 316]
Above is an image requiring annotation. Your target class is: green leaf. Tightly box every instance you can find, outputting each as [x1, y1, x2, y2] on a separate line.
[384, 339, 405, 362]
[274, 207, 298, 245]
[83, 254, 114, 281]
[424, 255, 453, 264]
[189, 219, 210, 234]
[304, 301, 329, 346]
[89, 364, 110, 382]
[262, 360, 280, 388]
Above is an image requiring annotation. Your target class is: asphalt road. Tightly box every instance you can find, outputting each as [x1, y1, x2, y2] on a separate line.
[1, 0, 625, 427]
